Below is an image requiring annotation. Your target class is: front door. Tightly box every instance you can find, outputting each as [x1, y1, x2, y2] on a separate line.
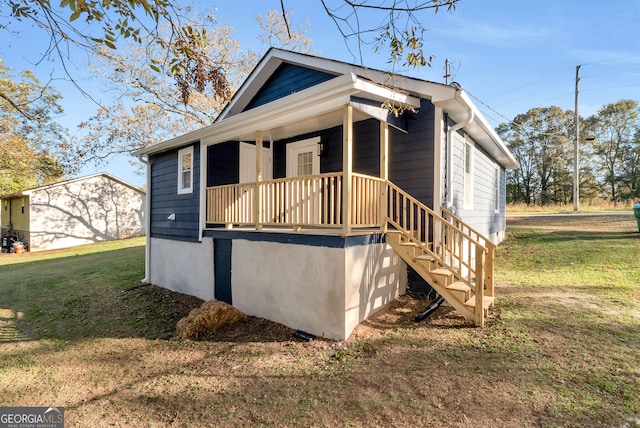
[285, 137, 322, 224]
[239, 142, 273, 183]
[286, 137, 320, 178]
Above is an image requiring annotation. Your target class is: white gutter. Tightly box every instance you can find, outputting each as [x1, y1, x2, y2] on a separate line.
[137, 153, 151, 284]
[445, 91, 474, 210]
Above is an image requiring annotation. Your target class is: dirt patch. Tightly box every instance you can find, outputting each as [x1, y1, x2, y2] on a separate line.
[165, 286, 444, 346]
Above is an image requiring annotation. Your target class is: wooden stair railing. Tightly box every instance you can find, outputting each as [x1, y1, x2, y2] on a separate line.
[385, 181, 494, 327]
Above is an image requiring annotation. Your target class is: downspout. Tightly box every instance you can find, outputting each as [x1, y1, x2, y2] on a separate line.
[138, 153, 151, 284]
[445, 91, 474, 211]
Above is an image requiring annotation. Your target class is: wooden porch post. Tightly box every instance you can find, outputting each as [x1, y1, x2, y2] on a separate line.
[342, 104, 353, 234]
[255, 130, 263, 230]
[379, 121, 389, 232]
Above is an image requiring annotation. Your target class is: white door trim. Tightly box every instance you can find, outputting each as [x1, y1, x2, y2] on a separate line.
[286, 137, 320, 177]
[240, 142, 272, 183]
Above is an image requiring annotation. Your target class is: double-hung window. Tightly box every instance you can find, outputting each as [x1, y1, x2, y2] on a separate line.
[177, 146, 193, 194]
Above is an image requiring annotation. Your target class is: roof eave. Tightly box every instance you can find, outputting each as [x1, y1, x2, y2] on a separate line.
[433, 90, 519, 170]
[134, 73, 420, 155]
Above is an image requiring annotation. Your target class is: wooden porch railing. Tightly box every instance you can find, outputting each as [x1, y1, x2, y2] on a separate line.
[206, 172, 384, 228]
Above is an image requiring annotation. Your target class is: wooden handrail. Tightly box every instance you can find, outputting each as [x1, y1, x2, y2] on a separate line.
[386, 180, 492, 311]
[440, 206, 496, 250]
[440, 205, 495, 298]
[207, 172, 386, 229]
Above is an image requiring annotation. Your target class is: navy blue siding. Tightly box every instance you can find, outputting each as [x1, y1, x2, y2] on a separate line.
[150, 143, 200, 242]
[245, 63, 336, 111]
[389, 99, 435, 208]
[272, 119, 381, 179]
[353, 119, 381, 176]
[204, 229, 385, 248]
[207, 142, 239, 187]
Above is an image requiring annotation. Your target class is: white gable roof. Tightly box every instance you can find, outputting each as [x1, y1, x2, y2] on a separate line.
[135, 49, 518, 169]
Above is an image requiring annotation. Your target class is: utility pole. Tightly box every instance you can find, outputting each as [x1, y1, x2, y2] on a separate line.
[574, 65, 580, 212]
[444, 59, 450, 85]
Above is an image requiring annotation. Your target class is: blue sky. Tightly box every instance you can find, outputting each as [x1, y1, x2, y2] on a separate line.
[2, 0, 639, 187]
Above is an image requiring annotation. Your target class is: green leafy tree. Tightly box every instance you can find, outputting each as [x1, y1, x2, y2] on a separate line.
[585, 99, 639, 202]
[620, 128, 640, 200]
[0, 59, 67, 194]
[498, 107, 574, 205]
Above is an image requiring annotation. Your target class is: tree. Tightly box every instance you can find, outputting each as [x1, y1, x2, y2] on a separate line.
[2, 1, 457, 118]
[295, 0, 458, 68]
[0, 59, 67, 194]
[257, 9, 315, 54]
[2, 0, 228, 112]
[585, 99, 639, 202]
[63, 9, 313, 166]
[498, 107, 574, 205]
[620, 128, 640, 200]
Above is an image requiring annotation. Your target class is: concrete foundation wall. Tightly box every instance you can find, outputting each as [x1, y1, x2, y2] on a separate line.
[232, 239, 347, 340]
[149, 237, 215, 301]
[232, 238, 407, 340]
[149, 234, 408, 341]
[344, 242, 407, 338]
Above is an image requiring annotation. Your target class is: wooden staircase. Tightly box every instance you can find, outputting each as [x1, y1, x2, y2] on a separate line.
[384, 182, 496, 327]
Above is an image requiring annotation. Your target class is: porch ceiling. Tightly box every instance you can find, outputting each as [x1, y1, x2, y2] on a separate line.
[230, 107, 372, 143]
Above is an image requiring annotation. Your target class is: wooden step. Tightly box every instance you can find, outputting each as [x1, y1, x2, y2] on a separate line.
[447, 281, 471, 292]
[415, 254, 437, 262]
[446, 281, 471, 302]
[464, 295, 495, 309]
[430, 267, 454, 277]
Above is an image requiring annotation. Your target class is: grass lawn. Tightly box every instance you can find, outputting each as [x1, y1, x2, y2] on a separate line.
[0, 217, 638, 427]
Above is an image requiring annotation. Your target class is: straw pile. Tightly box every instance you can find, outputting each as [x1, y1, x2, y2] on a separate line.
[175, 300, 243, 340]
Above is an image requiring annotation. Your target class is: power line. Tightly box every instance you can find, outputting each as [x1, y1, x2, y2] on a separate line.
[581, 53, 640, 68]
[483, 67, 574, 101]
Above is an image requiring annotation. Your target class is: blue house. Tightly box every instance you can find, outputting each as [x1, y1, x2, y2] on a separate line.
[134, 49, 519, 340]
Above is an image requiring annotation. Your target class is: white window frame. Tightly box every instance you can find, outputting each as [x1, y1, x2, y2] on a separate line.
[463, 140, 474, 210]
[177, 146, 194, 194]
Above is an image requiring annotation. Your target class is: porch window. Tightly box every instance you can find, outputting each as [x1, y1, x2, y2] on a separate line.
[177, 146, 193, 194]
[464, 141, 473, 209]
[297, 151, 313, 176]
